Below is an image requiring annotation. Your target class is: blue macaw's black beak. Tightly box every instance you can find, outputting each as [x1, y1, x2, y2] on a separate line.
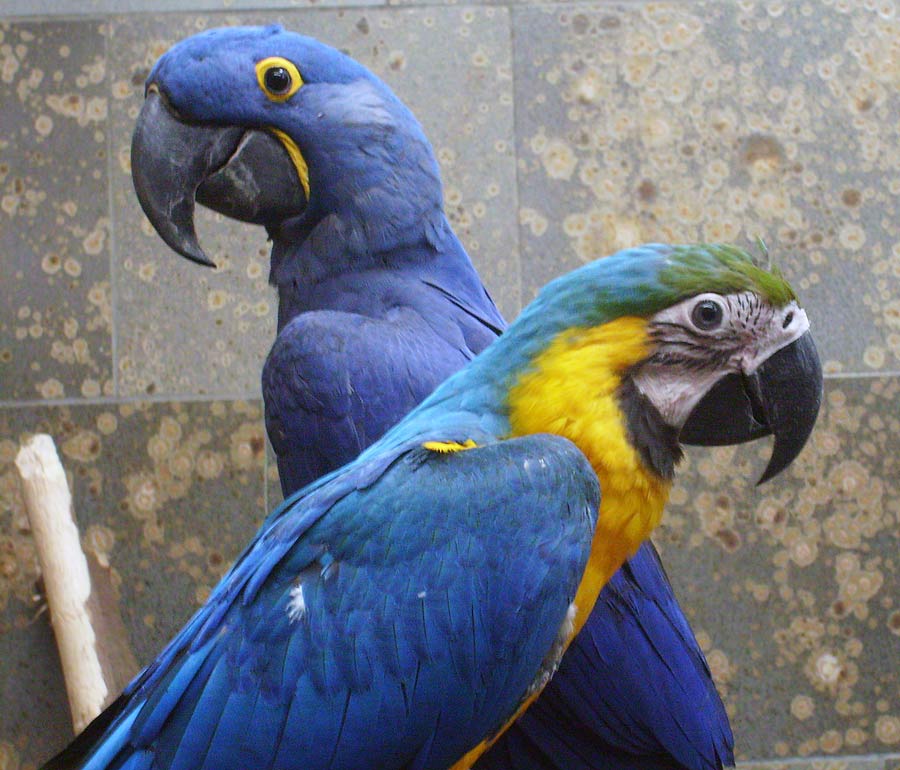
[679, 331, 823, 485]
[131, 88, 307, 267]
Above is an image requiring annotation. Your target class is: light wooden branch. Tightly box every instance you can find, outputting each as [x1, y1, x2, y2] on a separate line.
[15, 434, 138, 735]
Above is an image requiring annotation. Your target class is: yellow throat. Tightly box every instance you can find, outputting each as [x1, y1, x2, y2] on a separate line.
[506, 315, 672, 636]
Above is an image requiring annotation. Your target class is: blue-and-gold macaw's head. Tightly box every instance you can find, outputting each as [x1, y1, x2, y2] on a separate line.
[132, 25, 440, 266]
[495, 243, 823, 487]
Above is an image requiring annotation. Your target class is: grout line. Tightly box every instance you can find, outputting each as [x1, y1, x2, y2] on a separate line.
[0, 0, 659, 24]
[736, 751, 900, 767]
[0, 1, 382, 23]
[105, 16, 120, 400]
[2, 369, 895, 409]
[506, 2, 525, 317]
[824, 370, 900, 380]
[0, 392, 260, 410]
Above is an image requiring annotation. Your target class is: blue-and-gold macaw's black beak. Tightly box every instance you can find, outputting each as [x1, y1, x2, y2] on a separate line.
[131, 88, 308, 267]
[680, 331, 823, 485]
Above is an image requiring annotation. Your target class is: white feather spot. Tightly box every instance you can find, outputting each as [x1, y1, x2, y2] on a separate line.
[287, 581, 307, 622]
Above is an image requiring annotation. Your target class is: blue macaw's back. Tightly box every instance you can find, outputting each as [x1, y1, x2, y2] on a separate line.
[264, 251, 504, 495]
[133, 25, 734, 770]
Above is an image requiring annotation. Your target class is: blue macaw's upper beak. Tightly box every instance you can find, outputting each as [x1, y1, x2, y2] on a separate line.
[131, 88, 308, 267]
[679, 330, 823, 484]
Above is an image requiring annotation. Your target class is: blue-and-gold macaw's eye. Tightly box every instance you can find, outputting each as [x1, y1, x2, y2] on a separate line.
[690, 298, 724, 330]
[255, 56, 303, 102]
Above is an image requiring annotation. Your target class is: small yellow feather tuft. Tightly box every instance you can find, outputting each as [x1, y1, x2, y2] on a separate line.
[422, 439, 478, 453]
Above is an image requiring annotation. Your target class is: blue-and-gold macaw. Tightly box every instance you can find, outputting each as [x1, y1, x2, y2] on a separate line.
[43, 241, 821, 770]
[124, 26, 821, 769]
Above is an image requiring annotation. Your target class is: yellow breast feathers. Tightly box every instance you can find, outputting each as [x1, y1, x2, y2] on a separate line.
[506, 316, 672, 635]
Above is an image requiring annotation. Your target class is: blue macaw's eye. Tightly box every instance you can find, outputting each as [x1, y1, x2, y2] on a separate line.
[691, 299, 724, 330]
[264, 66, 293, 95]
[255, 57, 303, 102]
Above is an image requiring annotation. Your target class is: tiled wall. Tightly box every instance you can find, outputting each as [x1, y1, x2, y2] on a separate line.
[1, 2, 898, 769]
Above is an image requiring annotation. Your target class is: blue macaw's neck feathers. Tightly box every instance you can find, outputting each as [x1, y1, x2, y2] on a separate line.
[271, 229, 504, 334]
[269, 196, 448, 290]
[291, 77, 445, 215]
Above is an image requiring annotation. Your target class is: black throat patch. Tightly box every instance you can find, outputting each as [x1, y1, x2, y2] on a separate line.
[617, 375, 683, 480]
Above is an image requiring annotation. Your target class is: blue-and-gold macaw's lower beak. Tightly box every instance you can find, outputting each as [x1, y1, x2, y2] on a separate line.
[679, 331, 823, 484]
[131, 88, 308, 267]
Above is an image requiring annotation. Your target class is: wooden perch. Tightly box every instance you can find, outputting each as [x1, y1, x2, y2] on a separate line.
[15, 434, 138, 735]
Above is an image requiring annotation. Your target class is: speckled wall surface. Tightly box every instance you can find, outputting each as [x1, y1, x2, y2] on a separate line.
[0, 2, 897, 769]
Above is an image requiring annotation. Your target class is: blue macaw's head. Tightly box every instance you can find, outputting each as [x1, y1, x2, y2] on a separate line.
[132, 25, 442, 266]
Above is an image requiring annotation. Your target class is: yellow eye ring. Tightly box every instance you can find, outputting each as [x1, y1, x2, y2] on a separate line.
[256, 57, 303, 102]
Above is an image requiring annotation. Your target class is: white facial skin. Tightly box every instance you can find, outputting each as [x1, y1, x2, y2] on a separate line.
[632, 291, 810, 430]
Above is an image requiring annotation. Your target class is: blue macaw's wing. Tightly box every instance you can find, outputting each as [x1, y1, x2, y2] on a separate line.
[477, 541, 734, 770]
[51, 435, 598, 770]
[264, 273, 504, 496]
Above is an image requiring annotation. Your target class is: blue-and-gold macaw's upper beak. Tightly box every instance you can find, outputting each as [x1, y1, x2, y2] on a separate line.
[131, 86, 307, 266]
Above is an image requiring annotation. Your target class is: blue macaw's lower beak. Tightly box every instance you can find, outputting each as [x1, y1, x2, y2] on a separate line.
[131, 88, 308, 267]
[679, 331, 823, 484]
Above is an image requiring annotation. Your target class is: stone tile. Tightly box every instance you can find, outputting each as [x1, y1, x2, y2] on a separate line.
[512, 1, 900, 374]
[654, 378, 900, 760]
[0, 21, 113, 401]
[107, 7, 517, 399]
[0, 399, 266, 765]
[0, 618, 70, 770]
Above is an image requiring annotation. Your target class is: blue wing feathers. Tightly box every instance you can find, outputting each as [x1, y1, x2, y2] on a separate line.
[61, 435, 597, 770]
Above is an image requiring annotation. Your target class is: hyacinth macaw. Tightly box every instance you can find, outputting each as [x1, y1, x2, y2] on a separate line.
[124, 26, 819, 769]
[43, 240, 822, 770]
